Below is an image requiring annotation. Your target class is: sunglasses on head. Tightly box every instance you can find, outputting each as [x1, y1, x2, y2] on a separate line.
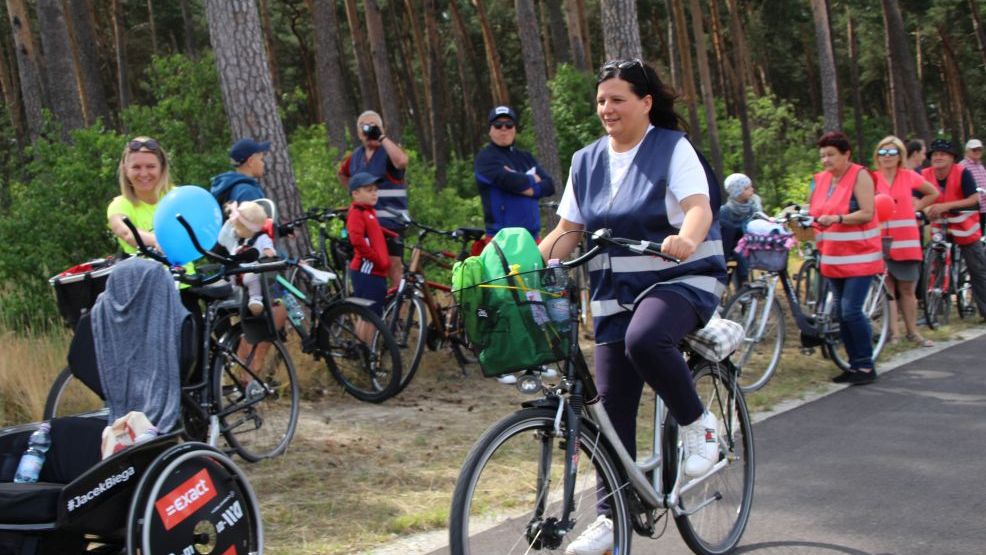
[128, 139, 160, 152]
[602, 58, 644, 72]
[492, 121, 515, 130]
[878, 147, 900, 157]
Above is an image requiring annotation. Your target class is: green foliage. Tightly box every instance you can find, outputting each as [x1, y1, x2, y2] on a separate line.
[548, 65, 601, 177]
[0, 126, 124, 331]
[121, 53, 230, 186]
[289, 124, 345, 211]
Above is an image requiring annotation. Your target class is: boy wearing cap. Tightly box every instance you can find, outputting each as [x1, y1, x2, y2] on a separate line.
[960, 138, 986, 235]
[346, 172, 398, 323]
[210, 138, 271, 209]
[474, 105, 556, 246]
[720, 173, 762, 287]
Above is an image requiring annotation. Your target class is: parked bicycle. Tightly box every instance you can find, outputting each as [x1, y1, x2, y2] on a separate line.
[384, 216, 485, 393]
[449, 229, 754, 555]
[278, 208, 403, 403]
[46, 215, 301, 461]
[721, 210, 890, 391]
[921, 209, 981, 328]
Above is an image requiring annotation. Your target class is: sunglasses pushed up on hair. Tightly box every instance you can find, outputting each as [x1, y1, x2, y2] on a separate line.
[128, 139, 160, 152]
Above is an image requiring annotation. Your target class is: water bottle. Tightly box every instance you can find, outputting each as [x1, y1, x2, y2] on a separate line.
[282, 292, 305, 326]
[543, 259, 571, 332]
[14, 423, 52, 483]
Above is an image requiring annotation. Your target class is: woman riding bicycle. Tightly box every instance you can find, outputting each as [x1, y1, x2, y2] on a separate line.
[810, 131, 883, 385]
[539, 58, 726, 555]
[871, 135, 939, 348]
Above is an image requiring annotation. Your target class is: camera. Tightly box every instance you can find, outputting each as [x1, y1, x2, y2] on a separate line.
[361, 123, 382, 141]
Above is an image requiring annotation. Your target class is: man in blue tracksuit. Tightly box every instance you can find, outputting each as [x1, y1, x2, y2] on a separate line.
[474, 106, 556, 243]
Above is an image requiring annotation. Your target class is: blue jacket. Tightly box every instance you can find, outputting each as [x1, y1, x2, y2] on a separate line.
[209, 171, 264, 207]
[474, 142, 555, 238]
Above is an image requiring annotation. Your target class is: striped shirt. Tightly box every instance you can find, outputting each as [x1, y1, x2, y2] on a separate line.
[960, 157, 986, 213]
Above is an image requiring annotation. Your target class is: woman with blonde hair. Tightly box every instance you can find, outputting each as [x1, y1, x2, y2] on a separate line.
[107, 137, 173, 253]
[871, 135, 939, 347]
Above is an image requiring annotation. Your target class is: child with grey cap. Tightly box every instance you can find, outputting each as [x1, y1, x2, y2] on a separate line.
[720, 173, 763, 287]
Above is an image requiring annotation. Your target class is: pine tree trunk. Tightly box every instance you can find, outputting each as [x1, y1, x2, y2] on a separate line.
[36, 0, 86, 138]
[882, 0, 931, 144]
[6, 0, 46, 140]
[707, 0, 730, 109]
[563, 0, 588, 71]
[343, 0, 379, 111]
[110, 0, 130, 112]
[0, 35, 24, 144]
[670, 0, 701, 143]
[880, 2, 909, 140]
[726, 0, 755, 179]
[449, 0, 481, 153]
[846, 9, 865, 154]
[146, 0, 158, 56]
[688, 0, 722, 179]
[724, 0, 761, 96]
[665, 0, 680, 91]
[423, 0, 447, 186]
[515, 0, 561, 212]
[600, 0, 642, 61]
[396, 7, 430, 161]
[473, 0, 509, 106]
[968, 0, 986, 72]
[809, 0, 841, 132]
[204, 0, 308, 256]
[256, 0, 282, 97]
[311, 0, 350, 155]
[179, 0, 197, 57]
[938, 28, 971, 141]
[64, 0, 111, 127]
[364, 0, 402, 141]
[544, 0, 570, 67]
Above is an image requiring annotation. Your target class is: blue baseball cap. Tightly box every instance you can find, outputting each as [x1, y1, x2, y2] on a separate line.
[348, 172, 383, 193]
[488, 105, 517, 124]
[230, 138, 271, 165]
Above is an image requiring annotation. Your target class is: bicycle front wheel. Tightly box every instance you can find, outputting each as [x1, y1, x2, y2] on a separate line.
[319, 301, 402, 403]
[383, 292, 427, 391]
[213, 326, 300, 462]
[449, 407, 632, 554]
[721, 285, 785, 392]
[921, 247, 950, 329]
[953, 253, 975, 319]
[669, 362, 755, 555]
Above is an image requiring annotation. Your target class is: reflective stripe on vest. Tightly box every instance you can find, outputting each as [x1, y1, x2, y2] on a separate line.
[809, 164, 885, 278]
[874, 170, 923, 261]
[590, 275, 726, 317]
[922, 164, 982, 245]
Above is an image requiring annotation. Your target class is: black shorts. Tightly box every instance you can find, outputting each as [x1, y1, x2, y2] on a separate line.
[385, 227, 405, 258]
[349, 270, 387, 316]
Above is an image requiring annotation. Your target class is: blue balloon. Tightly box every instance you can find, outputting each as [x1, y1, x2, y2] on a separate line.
[153, 185, 223, 265]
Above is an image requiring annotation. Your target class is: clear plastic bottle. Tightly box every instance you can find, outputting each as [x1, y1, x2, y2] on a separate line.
[14, 423, 52, 483]
[543, 259, 571, 332]
[282, 292, 305, 326]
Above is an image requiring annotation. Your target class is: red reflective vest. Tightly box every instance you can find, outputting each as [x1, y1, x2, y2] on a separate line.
[922, 164, 982, 246]
[809, 164, 885, 278]
[874, 170, 923, 261]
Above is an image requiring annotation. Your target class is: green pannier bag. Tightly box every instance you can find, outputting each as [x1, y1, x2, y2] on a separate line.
[452, 228, 570, 377]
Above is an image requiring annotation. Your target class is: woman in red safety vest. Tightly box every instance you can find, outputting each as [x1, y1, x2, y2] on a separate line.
[809, 131, 883, 385]
[872, 135, 939, 348]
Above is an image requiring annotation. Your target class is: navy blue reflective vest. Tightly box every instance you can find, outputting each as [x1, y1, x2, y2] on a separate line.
[571, 128, 726, 343]
[346, 146, 407, 230]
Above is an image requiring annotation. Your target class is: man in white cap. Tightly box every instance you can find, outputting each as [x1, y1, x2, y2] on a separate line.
[961, 138, 986, 235]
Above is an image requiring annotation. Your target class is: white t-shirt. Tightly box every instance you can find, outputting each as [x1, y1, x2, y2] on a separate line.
[557, 129, 709, 228]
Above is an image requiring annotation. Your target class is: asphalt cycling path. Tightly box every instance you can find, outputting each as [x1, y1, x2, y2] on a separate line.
[386, 329, 986, 555]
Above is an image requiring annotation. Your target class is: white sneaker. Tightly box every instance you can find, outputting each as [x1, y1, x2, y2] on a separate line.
[682, 411, 719, 477]
[564, 515, 613, 555]
[496, 373, 518, 385]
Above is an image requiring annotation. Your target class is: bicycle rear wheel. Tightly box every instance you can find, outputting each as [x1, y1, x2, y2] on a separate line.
[793, 259, 822, 311]
[953, 253, 975, 319]
[43, 366, 107, 419]
[821, 275, 890, 370]
[921, 247, 950, 330]
[668, 362, 755, 555]
[449, 407, 632, 554]
[382, 292, 426, 391]
[721, 285, 785, 392]
[319, 301, 402, 403]
[213, 326, 299, 462]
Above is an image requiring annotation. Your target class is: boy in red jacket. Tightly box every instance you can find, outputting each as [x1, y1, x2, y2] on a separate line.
[347, 173, 398, 339]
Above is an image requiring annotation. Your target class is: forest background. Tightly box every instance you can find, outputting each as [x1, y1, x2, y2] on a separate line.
[0, 0, 984, 332]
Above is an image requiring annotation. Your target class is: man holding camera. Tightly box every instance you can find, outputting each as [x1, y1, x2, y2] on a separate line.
[339, 110, 410, 287]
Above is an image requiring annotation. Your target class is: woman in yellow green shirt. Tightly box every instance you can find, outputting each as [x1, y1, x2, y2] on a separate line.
[107, 137, 173, 253]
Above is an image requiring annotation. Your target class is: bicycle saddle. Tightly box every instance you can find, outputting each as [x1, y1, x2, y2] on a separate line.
[453, 228, 485, 241]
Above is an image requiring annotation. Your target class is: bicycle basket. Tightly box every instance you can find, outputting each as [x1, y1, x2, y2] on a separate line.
[48, 257, 117, 328]
[739, 230, 794, 272]
[454, 267, 570, 377]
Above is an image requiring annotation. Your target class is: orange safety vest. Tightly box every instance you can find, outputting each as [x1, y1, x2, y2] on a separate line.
[922, 164, 982, 246]
[874, 169, 923, 261]
[809, 164, 885, 278]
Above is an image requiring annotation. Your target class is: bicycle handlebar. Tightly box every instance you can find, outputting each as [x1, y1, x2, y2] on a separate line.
[279, 206, 344, 233]
[562, 229, 680, 269]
